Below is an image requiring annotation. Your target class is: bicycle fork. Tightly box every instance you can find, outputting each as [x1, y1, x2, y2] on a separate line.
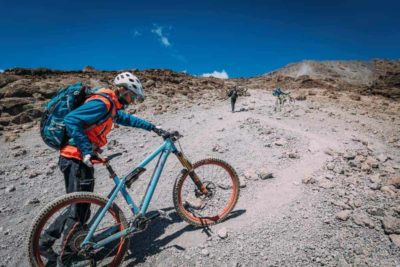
[175, 151, 209, 195]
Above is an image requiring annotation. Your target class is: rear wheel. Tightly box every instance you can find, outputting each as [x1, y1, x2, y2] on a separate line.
[27, 192, 128, 267]
[173, 158, 240, 226]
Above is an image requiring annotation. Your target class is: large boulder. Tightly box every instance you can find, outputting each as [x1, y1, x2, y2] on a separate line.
[0, 97, 35, 115]
[0, 79, 43, 98]
[382, 215, 400, 234]
[10, 109, 43, 124]
[0, 75, 19, 88]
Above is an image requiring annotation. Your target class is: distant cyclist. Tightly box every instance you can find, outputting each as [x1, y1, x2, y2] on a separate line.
[272, 86, 292, 111]
[39, 72, 169, 264]
[272, 87, 290, 98]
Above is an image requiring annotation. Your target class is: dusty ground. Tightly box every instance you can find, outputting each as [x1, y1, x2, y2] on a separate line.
[1, 88, 400, 266]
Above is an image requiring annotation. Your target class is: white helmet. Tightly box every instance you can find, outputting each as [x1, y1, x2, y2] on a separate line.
[114, 72, 145, 100]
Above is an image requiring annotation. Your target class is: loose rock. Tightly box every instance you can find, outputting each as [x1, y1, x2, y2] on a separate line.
[382, 216, 400, 234]
[336, 210, 352, 221]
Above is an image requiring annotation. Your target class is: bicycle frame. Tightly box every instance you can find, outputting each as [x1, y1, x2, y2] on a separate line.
[81, 137, 180, 249]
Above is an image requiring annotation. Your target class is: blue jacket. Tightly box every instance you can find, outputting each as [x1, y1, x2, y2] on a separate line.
[64, 99, 155, 156]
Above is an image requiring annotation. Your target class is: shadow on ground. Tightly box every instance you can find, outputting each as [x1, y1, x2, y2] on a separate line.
[124, 208, 246, 266]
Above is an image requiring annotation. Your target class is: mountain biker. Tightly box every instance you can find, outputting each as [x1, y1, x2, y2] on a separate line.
[272, 86, 290, 97]
[227, 87, 239, 112]
[39, 72, 168, 264]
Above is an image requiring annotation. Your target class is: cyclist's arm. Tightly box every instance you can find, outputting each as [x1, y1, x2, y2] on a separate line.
[64, 100, 108, 156]
[115, 110, 155, 131]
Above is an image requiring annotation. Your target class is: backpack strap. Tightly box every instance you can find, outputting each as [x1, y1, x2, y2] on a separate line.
[85, 93, 116, 130]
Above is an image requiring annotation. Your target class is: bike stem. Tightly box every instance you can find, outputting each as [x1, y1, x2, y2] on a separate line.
[175, 151, 209, 194]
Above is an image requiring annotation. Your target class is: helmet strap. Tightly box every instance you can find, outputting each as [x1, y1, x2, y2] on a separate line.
[116, 91, 129, 107]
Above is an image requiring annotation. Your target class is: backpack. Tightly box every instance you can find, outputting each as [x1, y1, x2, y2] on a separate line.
[40, 82, 114, 150]
[272, 89, 282, 97]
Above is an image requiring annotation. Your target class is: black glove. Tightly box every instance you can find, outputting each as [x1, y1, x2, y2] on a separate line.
[152, 126, 169, 137]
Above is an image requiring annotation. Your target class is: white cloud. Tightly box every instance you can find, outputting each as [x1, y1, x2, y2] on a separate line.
[202, 70, 229, 79]
[133, 30, 141, 37]
[0, 69, 4, 73]
[151, 25, 171, 47]
[160, 36, 170, 47]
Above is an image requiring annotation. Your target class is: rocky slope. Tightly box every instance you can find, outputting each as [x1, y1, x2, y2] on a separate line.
[1, 59, 399, 137]
[0, 88, 399, 266]
[0, 68, 228, 135]
[242, 59, 400, 99]
[0, 60, 400, 266]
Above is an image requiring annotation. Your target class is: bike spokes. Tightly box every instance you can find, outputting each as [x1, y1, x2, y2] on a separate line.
[174, 159, 240, 226]
[29, 193, 128, 267]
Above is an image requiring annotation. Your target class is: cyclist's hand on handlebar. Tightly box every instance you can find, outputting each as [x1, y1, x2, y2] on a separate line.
[83, 154, 94, 168]
[152, 126, 169, 137]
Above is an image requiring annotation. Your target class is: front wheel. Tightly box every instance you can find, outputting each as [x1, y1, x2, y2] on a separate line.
[27, 192, 128, 267]
[173, 158, 240, 226]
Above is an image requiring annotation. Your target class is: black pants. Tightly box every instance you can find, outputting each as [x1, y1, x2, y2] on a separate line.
[231, 98, 237, 112]
[39, 156, 95, 249]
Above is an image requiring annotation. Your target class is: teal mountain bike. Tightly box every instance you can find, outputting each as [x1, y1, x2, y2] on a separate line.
[27, 131, 240, 267]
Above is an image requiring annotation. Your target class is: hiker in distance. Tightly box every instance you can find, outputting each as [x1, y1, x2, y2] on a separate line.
[227, 87, 239, 112]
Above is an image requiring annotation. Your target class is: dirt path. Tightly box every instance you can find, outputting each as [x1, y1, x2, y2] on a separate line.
[1, 89, 399, 266]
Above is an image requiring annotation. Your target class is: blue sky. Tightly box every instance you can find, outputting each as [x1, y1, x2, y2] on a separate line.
[1, 0, 399, 77]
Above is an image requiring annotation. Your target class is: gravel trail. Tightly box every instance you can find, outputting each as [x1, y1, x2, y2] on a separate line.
[1, 89, 399, 266]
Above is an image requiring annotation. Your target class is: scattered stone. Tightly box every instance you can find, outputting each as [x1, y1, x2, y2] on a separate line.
[12, 149, 27, 157]
[324, 148, 335, 156]
[302, 176, 316, 184]
[324, 174, 334, 180]
[200, 249, 209, 256]
[318, 180, 335, 189]
[5, 185, 16, 193]
[389, 234, 400, 248]
[258, 171, 274, 180]
[25, 197, 40, 205]
[331, 200, 351, 210]
[29, 171, 41, 179]
[185, 197, 205, 210]
[243, 170, 257, 180]
[238, 176, 247, 188]
[368, 183, 381, 190]
[212, 144, 227, 153]
[336, 210, 352, 221]
[381, 186, 396, 196]
[365, 157, 379, 168]
[274, 139, 286, 146]
[5, 134, 18, 142]
[354, 155, 366, 163]
[387, 176, 400, 189]
[288, 151, 299, 159]
[343, 152, 356, 160]
[369, 174, 382, 184]
[361, 163, 372, 172]
[348, 198, 362, 209]
[366, 207, 385, 217]
[382, 216, 400, 234]
[217, 227, 228, 239]
[377, 154, 389, 162]
[326, 162, 335, 171]
[352, 213, 375, 229]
